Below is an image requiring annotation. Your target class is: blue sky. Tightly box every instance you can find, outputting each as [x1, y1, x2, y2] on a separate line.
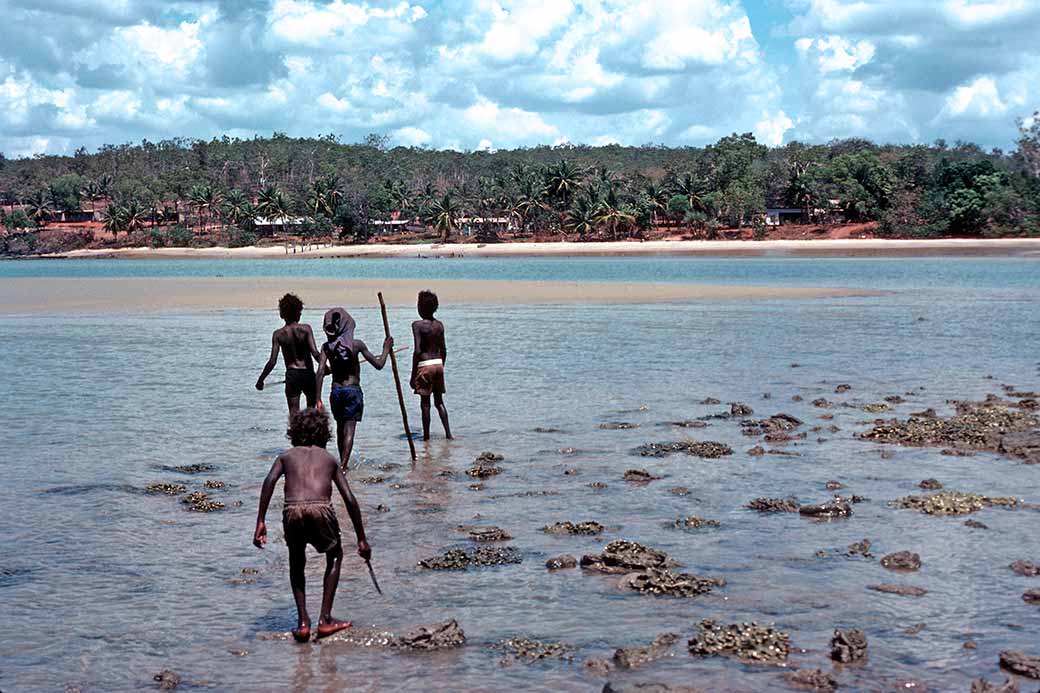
[1, 0, 1037, 157]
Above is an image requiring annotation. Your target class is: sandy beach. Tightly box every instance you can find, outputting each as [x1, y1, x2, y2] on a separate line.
[0, 277, 880, 313]
[46, 237, 1040, 260]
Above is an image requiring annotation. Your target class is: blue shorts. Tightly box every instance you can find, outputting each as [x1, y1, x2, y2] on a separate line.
[330, 385, 364, 423]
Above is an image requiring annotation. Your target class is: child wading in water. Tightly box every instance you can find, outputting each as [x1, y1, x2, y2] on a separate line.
[253, 408, 370, 642]
[410, 290, 452, 440]
[315, 307, 392, 471]
[255, 293, 321, 422]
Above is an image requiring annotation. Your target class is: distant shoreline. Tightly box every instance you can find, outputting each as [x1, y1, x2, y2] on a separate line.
[32, 237, 1040, 260]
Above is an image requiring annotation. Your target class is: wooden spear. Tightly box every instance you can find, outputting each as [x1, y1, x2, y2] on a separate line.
[378, 292, 417, 461]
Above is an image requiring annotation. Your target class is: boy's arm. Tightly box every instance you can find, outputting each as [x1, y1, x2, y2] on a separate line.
[439, 322, 447, 364]
[333, 461, 371, 559]
[254, 457, 285, 548]
[305, 325, 321, 362]
[256, 332, 280, 390]
[410, 322, 420, 387]
[357, 338, 393, 370]
[314, 346, 328, 408]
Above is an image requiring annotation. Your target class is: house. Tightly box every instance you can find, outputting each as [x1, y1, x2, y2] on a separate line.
[458, 217, 513, 236]
[764, 207, 805, 226]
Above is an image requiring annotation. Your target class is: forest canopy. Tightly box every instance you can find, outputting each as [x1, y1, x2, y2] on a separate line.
[2, 116, 1039, 245]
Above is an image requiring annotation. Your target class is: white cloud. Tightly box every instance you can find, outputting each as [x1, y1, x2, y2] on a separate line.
[392, 126, 431, 146]
[796, 35, 875, 73]
[115, 19, 206, 74]
[754, 110, 793, 146]
[940, 76, 1008, 118]
[318, 92, 352, 113]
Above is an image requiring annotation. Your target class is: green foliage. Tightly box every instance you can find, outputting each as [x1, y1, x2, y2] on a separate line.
[3, 209, 36, 231]
[227, 225, 258, 248]
[0, 126, 1036, 243]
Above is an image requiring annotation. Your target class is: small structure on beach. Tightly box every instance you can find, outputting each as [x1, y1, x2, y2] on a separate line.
[764, 208, 805, 226]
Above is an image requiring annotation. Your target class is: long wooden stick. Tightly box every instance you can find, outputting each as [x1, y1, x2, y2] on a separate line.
[378, 292, 417, 461]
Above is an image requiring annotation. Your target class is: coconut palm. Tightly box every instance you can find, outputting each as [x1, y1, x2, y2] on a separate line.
[594, 187, 635, 240]
[642, 181, 669, 226]
[188, 183, 222, 229]
[506, 177, 546, 237]
[424, 193, 461, 243]
[222, 189, 253, 227]
[307, 176, 342, 218]
[81, 179, 104, 215]
[99, 204, 125, 237]
[565, 194, 599, 237]
[120, 198, 148, 235]
[25, 190, 54, 227]
[670, 172, 707, 211]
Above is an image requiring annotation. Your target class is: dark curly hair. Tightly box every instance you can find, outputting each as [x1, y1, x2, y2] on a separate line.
[278, 293, 303, 322]
[417, 289, 439, 319]
[287, 408, 331, 448]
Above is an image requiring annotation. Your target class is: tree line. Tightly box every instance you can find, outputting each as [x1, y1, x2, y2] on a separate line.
[2, 116, 1039, 247]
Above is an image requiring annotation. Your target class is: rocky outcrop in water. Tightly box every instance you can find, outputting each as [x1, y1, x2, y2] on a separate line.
[494, 637, 575, 662]
[881, 551, 922, 572]
[635, 441, 733, 458]
[546, 555, 577, 570]
[170, 464, 214, 474]
[395, 620, 466, 650]
[203, 480, 225, 489]
[146, 482, 186, 495]
[1023, 589, 1040, 604]
[419, 546, 522, 570]
[830, 628, 868, 663]
[153, 669, 181, 689]
[542, 521, 604, 536]
[747, 497, 800, 513]
[784, 669, 839, 691]
[867, 583, 927, 597]
[466, 454, 504, 479]
[600, 422, 639, 430]
[581, 540, 672, 574]
[613, 633, 679, 669]
[970, 677, 1020, 693]
[668, 516, 720, 530]
[730, 403, 754, 416]
[799, 498, 852, 518]
[619, 568, 724, 598]
[919, 478, 943, 490]
[688, 619, 790, 664]
[860, 399, 1040, 463]
[456, 525, 512, 542]
[181, 491, 224, 512]
[623, 469, 662, 483]
[848, 539, 873, 557]
[1010, 560, 1040, 576]
[999, 650, 1040, 679]
[893, 491, 1019, 516]
[603, 682, 707, 693]
[742, 413, 803, 438]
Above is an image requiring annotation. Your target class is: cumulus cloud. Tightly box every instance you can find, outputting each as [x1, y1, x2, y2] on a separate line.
[0, 0, 1037, 156]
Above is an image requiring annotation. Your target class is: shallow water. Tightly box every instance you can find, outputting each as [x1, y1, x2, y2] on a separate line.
[1, 257, 1039, 691]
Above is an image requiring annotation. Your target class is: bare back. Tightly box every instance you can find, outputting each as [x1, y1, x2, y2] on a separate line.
[413, 319, 446, 361]
[279, 446, 338, 502]
[275, 324, 318, 370]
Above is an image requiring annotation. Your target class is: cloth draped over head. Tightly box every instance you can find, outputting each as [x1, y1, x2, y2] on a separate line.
[323, 307, 356, 361]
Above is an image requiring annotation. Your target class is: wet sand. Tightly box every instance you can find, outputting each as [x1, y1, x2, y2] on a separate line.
[49, 237, 1040, 260]
[0, 277, 879, 313]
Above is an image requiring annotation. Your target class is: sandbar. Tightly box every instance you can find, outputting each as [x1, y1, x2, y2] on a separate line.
[0, 277, 880, 314]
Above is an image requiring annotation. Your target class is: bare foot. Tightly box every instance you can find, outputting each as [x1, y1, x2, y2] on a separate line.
[316, 618, 352, 639]
[292, 619, 311, 643]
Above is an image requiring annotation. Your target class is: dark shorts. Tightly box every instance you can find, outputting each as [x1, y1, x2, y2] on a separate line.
[282, 500, 341, 553]
[285, 368, 316, 403]
[330, 385, 364, 422]
[414, 363, 446, 396]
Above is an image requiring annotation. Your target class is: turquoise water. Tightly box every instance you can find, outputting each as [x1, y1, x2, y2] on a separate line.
[3, 255, 1039, 292]
[1, 257, 1039, 691]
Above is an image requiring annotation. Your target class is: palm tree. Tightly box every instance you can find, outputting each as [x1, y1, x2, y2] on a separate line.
[100, 205, 125, 237]
[506, 177, 546, 237]
[594, 187, 635, 240]
[81, 179, 104, 216]
[188, 184, 223, 230]
[222, 189, 253, 227]
[121, 198, 148, 235]
[424, 193, 461, 243]
[642, 181, 669, 227]
[307, 176, 342, 218]
[671, 172, 707, 212]
[565, 194, 599, 237]
[543, 160, 584, 236]
[25, 190, 54, 227]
